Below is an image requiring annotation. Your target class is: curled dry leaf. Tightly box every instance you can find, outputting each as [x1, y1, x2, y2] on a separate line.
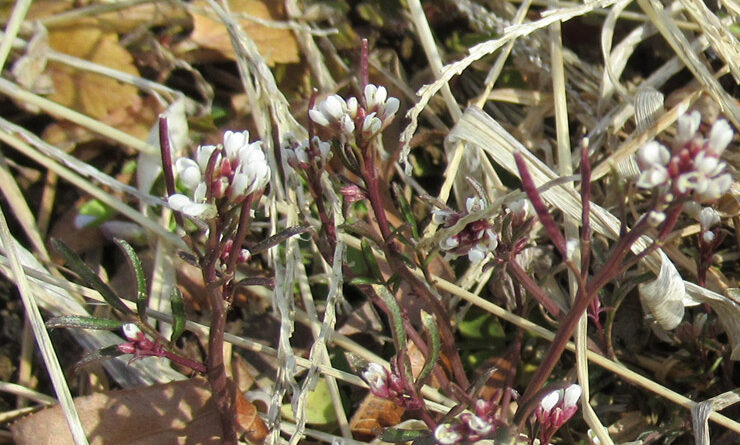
[638, 251, 695, 330]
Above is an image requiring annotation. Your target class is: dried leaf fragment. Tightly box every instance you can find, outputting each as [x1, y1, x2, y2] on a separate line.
[188, 0, 299, 66]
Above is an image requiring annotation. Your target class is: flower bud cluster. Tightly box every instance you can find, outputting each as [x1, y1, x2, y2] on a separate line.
[434, 197, 499, 264]
[360, 362, 421, 410]
[168, 130, 271, 219]
[534, 384, 582, 445]
[636, 111, 734, 202]
[433, 399, 498, 444]
[281, 132, 331, 170]
[309, 84, 400, 145]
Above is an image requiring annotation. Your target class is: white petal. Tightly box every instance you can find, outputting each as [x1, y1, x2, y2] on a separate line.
[223, 130, 249, 158]
[168, 193, 193, 212]
[323, 95, 346, 120]
[540, 390, 561, 412]
[196, 144, 219, 170]
[638, 141, 670, 167]
[122, 323, 141, 340]
[309, 108, 330, 126]
[468, 246, 486, 263]
[563, 384, 582, 408]
[383, 97, 400, 121]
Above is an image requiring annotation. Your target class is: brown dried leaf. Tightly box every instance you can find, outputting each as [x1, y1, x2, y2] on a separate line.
[231, 380, 267, 444]
[45, 20, 140, 120]
[187, 0, 299, 66]
[11, 378, 224, 444]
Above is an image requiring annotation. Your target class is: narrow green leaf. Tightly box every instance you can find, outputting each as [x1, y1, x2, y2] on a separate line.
[393, 183, 419, 239]
[417, 311, 440, 385]
[72, 345, 124, 373]
[349, 277, 380, 286]
[114, 238, 148, 319]
[380, 428, 428, 442]
[170, 287, 186, 343]
[46, 315, 124, 331]
[52, 239, 133, 315]
[361, 239, 383, 282]
[371, 284, 406, 351]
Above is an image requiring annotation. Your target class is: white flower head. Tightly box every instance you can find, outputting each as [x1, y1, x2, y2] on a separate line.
[310, 94, 352, 131]
[647, 210, 666, 227]
[223, 130, 251, 159]
[363, 84, 400, 126]
[465, 414, 493, 435]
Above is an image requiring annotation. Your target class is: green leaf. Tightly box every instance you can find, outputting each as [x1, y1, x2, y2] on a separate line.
[76, 199, 115, 228]
[52, 239, 133, 315]
[361, 238, 383, 282]
[380, 428, 428, 442]
[393, 183, 419, 239]
[417, 311, 440, 385]
[114, 238, 148, 319]
[46, 315, 124, 331]
[72, 345, 124, 373]
[170, 287, 186, 343]
[280, 379, 337, 425]
[371, 284, 406, 351]
[349, 276, 380, 286]
[459, 310, 505, 340]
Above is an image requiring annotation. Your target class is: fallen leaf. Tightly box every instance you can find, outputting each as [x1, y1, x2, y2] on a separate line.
[11, 378, 224, 444]
[45, 20, 140, 120]
[187, 0, 299, 66]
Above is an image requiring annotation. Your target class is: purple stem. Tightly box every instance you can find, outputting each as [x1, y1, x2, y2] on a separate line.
[158, 117, 185, 230]
[360, 39, 370, 94]
[514, 152, 568, 258]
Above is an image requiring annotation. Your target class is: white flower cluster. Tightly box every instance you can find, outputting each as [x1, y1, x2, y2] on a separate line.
[434, 197, 498, 264]
[636, 111, 734, 202]
[168, 130, 270, 218]
[309, 84, 400, 143]
[433, 399, 497, 444]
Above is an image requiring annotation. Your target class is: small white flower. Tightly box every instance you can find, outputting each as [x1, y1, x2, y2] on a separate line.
[637, 141, 670, 167]
[346, 97, 359, 119]
[676, 110, 701, 144]
[708, 119, 733, 155]
[361, 112, 382, 137]
[309, 95, 349, 128]
[434, 423, 463, 445]
[168, 187, 216, 219]
[508, 199, 531, 219]
[636, 166, 669, 189]
[363, 84, 400, 126]
[223, 130, 250, 159]
[441, 236, 460, 250]
[468, 245, 487, 264]
[703, 231, 716, 243]
[432, 209, 455, 225]
[694, 152, 725, 177]
[466, 196, 485, 213]
[699, 173, 732, 201]
[361, 363, 388, 392]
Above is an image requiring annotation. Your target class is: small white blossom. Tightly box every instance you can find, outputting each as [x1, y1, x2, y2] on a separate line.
[364, 84, 400, 126]
[361, 363, 388, 393]
[176, 158, 202, 190]
[540, 390, 560, 412]
[434, 423, 463, 445]
[562, 384, 582, 408]
[465, 414, 493, 435]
